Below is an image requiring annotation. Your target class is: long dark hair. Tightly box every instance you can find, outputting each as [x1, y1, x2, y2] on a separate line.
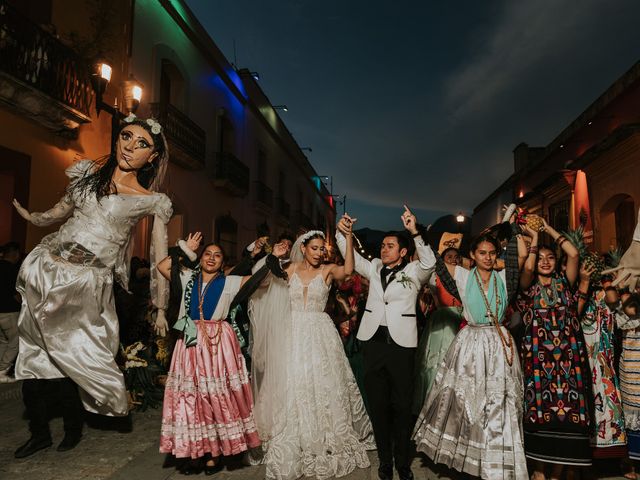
[470, 233, 500, 253]
[199, 243, 227, 271]
[69, 118, 168, 201]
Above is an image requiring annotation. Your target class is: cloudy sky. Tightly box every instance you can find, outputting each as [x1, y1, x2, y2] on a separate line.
[185, 0, 640, 230]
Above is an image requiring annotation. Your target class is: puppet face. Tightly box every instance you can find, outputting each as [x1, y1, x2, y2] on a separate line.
[116, 125, 158, 171]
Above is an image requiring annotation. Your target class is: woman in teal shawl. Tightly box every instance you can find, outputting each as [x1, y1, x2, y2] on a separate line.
[413, 232, 528, 480]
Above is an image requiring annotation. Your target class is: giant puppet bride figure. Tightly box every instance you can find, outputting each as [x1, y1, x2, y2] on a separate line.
[11, 115, 172, 457]
[249, 215, 374, 480]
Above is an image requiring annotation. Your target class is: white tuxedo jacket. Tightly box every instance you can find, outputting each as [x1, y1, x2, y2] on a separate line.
[335, 232, 436, 347]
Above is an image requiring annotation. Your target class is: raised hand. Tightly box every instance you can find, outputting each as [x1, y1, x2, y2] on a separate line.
[603, 245, 640, 292]
[13, 199, 32, 222]
[185, 232, 202, 252]
[522, 224, 538, 239]
[579, 263, 595, 284]
[272, 241, 288, 258]
[252, 235, 269, 257]
[401, 204, 418, 235]
[337, 214, 357, 236]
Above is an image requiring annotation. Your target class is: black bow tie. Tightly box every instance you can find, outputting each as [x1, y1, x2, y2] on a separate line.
[381, 262, 407, 290]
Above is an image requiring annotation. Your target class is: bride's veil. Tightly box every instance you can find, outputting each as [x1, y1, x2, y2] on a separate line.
[248, 229, 325, 441]
[248, 265, 293, 441]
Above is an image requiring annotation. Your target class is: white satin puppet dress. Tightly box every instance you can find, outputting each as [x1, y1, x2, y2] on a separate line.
[15, 160, 172, 416]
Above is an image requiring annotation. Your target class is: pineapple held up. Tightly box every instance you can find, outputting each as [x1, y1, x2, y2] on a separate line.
[514, 208, 545, 232]
[525, 214, 545, 232]
[563, 226, 606, 283]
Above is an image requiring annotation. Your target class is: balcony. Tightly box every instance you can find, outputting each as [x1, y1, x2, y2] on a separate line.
[275, 196, 290, 219]
[0, 0, 92, 137]
[254, 181, 273, 210]
[150, 102, 206, 170]
[211, 152, 249, 197]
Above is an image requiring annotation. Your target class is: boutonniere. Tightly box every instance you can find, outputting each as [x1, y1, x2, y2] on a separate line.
[397, 272, 413, 289]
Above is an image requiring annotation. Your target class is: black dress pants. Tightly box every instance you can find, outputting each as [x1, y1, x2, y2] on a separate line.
[22, 378, 84, 439]
[362, 326, 416, 469]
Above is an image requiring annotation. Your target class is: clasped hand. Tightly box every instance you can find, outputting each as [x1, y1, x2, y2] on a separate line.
[337, 214, 357, 236]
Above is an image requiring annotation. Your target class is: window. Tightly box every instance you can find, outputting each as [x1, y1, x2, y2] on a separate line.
[548, 199, 569, 234]
[159, 60, 186, 111]
[215, 215, 238, 264]
[257, 150, 267, 183]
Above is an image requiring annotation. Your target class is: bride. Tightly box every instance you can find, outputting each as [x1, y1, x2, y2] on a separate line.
[249, 214, 374, 480]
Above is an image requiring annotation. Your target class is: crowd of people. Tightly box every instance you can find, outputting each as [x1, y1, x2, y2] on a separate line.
[3, 115, 640, 480]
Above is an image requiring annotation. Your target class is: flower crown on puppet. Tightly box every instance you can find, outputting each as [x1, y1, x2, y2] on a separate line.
[123, 113, 162, 135]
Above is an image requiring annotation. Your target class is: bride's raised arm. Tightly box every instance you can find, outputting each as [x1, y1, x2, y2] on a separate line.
[328, 214, 356, 281]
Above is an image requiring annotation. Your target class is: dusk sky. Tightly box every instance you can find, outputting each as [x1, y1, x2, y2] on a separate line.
[185, 0, 640, 230]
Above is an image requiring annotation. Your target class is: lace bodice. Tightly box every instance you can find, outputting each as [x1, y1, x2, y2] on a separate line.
[288, 272, 329, 312]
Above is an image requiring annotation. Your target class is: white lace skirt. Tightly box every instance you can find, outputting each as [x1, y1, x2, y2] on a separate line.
[412, 324, 527, 480]
[256, 311, 375, 480]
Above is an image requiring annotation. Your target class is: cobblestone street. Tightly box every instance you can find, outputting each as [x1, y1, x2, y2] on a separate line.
[0, 381, 454, 480]
[0, 382, 628, 480]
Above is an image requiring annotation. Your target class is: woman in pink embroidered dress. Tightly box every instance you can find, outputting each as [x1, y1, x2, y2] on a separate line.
[157, 232, 260, 475]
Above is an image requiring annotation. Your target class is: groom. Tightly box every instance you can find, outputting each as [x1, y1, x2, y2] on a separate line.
[336, 207, 435, 480]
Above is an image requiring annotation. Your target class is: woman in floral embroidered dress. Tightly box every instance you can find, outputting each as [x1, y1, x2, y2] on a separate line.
[577, 263, 627, 458]
[517, 218, 592, 479]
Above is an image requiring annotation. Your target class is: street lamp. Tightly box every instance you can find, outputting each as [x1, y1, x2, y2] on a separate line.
[331, 194, 347, 215]
[456, 212, 465, 223]
[91, 61, 144, 143]
[273, 105, 288, 112]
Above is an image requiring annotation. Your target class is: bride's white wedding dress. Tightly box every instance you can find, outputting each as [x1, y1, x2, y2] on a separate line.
[252, 267, 374, 480]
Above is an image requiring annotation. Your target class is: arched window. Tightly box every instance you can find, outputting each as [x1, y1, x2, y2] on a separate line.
[215, 215, 238, 264]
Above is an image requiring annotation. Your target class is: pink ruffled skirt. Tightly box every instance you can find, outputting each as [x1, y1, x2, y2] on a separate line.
[160, 320, 261, 458]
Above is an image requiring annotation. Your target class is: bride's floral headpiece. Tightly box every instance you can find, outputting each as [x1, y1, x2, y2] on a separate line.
[123, 113, 163, 135]
[299, 230, 325, 244]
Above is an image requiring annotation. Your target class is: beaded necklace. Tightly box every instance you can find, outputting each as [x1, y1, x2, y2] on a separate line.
[473, 269, 514, 366]
[196, 271, 223, 356]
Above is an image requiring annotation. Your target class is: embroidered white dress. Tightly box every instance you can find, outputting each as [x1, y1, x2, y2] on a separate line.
[412, 267, 527, 480]
[256, 270, 374, 480]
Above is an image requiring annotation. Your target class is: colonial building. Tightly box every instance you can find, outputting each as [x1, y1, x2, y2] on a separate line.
[0, 0, 335, 262]
[473, 61, 640, 253]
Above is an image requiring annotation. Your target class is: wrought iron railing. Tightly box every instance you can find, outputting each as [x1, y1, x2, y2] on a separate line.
[0, 0, 93, 116]
[212, 152, 250, 196]
[254, 181, 273, 209]
[150, 102, 206, 167]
